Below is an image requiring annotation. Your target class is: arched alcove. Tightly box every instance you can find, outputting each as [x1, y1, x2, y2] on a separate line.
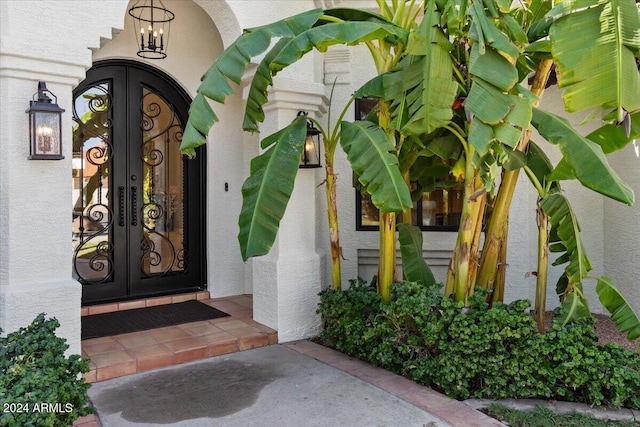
[93, 0, 225, 97]
[89, 0, 250, 299]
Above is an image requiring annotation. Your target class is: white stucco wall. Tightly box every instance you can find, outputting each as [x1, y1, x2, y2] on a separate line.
[0, 0, 131, 354]
[605, 146, 640, 314]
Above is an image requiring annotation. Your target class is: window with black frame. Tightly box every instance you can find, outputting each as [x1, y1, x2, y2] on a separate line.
[354, 97, 463, 232]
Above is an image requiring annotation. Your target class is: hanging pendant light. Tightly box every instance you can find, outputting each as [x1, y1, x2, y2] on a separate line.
[128, 0, 175, 59]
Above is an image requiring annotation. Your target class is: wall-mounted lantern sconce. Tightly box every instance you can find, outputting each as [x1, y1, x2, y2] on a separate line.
[298, 111, 322, 168]
[128, 0, 175, 59]
[26, 82, 65, 160]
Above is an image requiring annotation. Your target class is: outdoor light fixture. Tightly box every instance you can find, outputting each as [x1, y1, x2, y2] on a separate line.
[128, 0, 175, 59]
[26, 82, 65, 160]
[298, 111, 322, 168]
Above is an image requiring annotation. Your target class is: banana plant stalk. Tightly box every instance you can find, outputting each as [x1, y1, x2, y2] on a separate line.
[492, 218, 508, 304]
[475, 59, 554, 294]
[367, 0, 424, 301]
[402, 170, 412, 225]
[523, 149, 556, 332]
[378, 211, 397, 300]
[377, 98, 399, 299]
[317, 92, 355, 291]
[534, 203, 549, 332]
[445, 152, 487, 302]
[325, 162, 342, 290]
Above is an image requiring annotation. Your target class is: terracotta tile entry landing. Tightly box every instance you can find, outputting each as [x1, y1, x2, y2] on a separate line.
[81, 295, 277, 383]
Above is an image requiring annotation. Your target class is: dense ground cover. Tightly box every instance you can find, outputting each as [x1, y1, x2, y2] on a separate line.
[317, 280, 640, 409]
[0, 314, 93, 426]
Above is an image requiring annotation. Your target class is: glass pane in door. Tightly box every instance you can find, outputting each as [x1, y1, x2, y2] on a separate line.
[139, 87, 186, 277]
[72, 83, 113, 283]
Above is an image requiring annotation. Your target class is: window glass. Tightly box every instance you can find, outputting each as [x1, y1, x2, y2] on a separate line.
[354, 98, 462, 231]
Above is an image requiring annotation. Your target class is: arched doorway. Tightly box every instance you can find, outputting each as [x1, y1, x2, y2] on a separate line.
[72, 60, 206, 305]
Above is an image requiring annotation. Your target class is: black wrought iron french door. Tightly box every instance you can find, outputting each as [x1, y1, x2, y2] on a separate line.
[72, 60, 205, 305]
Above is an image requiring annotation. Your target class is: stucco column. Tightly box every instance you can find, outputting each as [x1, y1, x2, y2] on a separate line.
[251, 78, 328, 342]
[0, 0, 127, 354]
[0, 66, 87, 355]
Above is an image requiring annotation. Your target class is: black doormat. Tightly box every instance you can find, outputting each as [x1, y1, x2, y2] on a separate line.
[81, 300, 229, 340]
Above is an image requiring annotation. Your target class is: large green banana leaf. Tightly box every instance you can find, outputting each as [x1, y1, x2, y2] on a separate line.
[398, 223, 436, 287]
[524, 141, 560, 193]
[270, 21, 408, 73]
[465, 79, 514, 125]
[352, 2, 457, 137]
[321, 8, 390, 24]
[179, 9, 323, 157]
[469, 43, 518, 92]
[547, 0, 640, 120]
[353, 57, 418, 129]
[525, 0, 554, 41]
[586, 111, 640, 154]
[242, 38, 292, 133]
[341, 121, 412, 213]
[531, 108, 634, 205]
[469, 0, 520, 58]
[540, 193, 592, 289]
[180, 7, 415, 158]
[237, 116, 307, 261]
[466, 82, 533, 159]
[400, 0, 457, 136]
[596, 275, 640, 344]
[353, 53, 454, 138]
[464, 0, 539, 165]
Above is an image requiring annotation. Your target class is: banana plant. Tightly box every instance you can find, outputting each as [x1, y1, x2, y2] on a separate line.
[321, 87, 354, 290]
[364, 0, 639, 324]
[410, 0, 640, 305]
[524, 108, 640, 334]
[179, 4, 424, 295]
[356, 0, 553, 303]
[353, 0, 461, 298]
[180, 0, 640, 337]
[476, 0, 640, 295]
[525, 154, 640, 343]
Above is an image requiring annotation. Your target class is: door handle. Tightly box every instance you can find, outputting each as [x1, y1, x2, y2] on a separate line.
[118, 186, 125, 226]
[131, 186, 138, 226]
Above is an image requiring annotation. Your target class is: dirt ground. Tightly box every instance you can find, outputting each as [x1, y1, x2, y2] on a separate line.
[544, 311, 640, 352]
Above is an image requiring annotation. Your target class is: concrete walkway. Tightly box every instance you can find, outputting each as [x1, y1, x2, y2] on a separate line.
[88, 342, 502, 427]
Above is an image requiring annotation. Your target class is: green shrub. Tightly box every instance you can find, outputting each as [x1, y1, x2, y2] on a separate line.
[317, 281, 640, 409]
[0, 313, 94, 427]
[318, 277, 383, 359]
[411, 295, 550, 400]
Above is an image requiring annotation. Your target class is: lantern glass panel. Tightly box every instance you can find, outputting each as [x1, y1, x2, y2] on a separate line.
[32, 111, 61, 156]
[303, 134, 320, 166]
